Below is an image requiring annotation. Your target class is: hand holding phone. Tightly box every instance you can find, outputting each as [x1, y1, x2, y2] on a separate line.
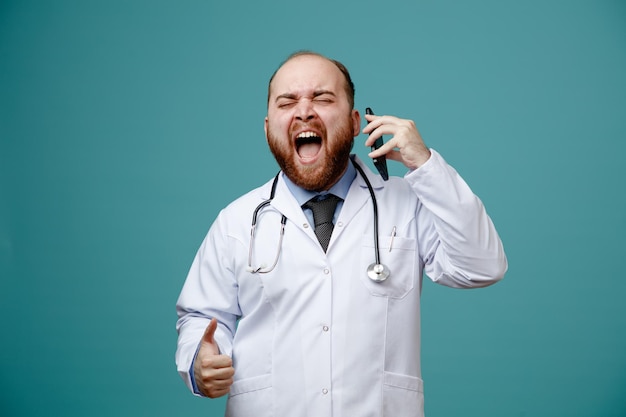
[365, 107, 389, 181]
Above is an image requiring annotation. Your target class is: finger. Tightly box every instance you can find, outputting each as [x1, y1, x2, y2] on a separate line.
[363, 128, 398, 148]
[364, 122, 404, 149]
[202, 379, 232, 398]
[203, 369, 234, 386]
[198, 362, 235, 388]
[383, 149, 404, 163]
[362, 114, 381, 134]
[202, 318, 218, 345]
[362, 113, 391, 134]
[363, 123, 406, 145]
[368, 140, 398, 159]
[363, 124, 393, 147]
[200, 354, 233, 370]
[199, 369, 234, 388]
[363, 114, 405, 133]
[363, 112, 378, 122]
[206, 386, 232, 399]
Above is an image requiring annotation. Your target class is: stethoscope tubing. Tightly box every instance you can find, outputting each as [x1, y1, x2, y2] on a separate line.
[351, 160, 382, 266]
[248, 158, 389, 281]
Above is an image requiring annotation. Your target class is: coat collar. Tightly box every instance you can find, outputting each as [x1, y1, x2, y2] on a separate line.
[266, 154, 385, 224]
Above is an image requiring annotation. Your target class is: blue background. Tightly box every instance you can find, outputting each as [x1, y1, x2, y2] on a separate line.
[1, 0, 625, 416]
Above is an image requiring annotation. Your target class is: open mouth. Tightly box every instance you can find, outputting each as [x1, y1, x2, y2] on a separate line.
[295, 131, 322, 161]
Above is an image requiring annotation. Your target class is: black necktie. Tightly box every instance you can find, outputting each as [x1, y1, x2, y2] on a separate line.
[302, 194, 342, 252]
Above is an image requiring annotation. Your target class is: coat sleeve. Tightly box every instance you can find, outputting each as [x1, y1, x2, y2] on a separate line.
[175, 210, 241, 394]
[406, 149, 508, 288]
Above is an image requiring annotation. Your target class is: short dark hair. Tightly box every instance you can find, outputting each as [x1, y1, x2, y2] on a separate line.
[267, 51, 356, 109]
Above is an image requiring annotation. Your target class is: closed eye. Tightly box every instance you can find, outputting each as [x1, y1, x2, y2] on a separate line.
[313, 91, 335, 103]
[277, 100, 297, 108]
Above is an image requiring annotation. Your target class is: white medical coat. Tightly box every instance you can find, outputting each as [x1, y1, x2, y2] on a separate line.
[176, 150, 507, 417]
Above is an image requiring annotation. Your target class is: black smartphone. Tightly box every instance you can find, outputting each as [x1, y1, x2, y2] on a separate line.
[365, 107, 389, 181]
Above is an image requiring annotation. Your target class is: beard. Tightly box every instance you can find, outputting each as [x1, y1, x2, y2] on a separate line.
[267, 116, 355, 191]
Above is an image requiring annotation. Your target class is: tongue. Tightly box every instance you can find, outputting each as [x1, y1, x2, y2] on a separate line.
[298, 142, 321, 159]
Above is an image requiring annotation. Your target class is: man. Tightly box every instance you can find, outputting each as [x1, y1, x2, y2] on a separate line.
[176, 51, 507, 417]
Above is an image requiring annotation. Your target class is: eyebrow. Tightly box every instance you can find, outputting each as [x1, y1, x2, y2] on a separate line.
[274, 89, 337, 102]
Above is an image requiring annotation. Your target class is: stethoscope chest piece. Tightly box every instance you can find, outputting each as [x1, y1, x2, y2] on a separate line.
[367, 263, 390, 283]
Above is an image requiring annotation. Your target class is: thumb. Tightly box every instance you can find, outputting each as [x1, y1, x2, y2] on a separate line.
[201, 318, 219, 349]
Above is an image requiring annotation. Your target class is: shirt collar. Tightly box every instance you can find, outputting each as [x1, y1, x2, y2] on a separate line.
[282, 156, 357, 206]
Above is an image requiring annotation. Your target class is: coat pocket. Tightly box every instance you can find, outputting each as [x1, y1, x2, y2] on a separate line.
[359, 236, 417, 299]
[383, 371, 424, 416]
[226, 373, 273, 417]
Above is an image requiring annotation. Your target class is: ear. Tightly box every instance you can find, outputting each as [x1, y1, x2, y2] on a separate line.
[351, 109, 361, 137]
[264, 116, 269, 142]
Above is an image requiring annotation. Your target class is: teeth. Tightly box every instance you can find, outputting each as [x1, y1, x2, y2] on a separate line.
[297, 131, 319, 139]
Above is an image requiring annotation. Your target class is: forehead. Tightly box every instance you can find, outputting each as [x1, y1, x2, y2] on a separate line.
[269, 55, 346, 98]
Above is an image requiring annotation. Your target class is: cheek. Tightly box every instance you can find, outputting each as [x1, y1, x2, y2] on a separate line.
[324, 113, 353, 136]
[267, 115, 290, 135]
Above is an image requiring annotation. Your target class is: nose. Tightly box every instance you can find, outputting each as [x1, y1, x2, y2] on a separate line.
[294, 99, 315, 121]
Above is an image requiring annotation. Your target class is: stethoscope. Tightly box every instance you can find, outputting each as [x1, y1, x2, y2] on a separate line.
[247, 158, 391, 283]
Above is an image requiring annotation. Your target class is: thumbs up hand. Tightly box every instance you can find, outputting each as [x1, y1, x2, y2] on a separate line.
[193, 318, 235, 398]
